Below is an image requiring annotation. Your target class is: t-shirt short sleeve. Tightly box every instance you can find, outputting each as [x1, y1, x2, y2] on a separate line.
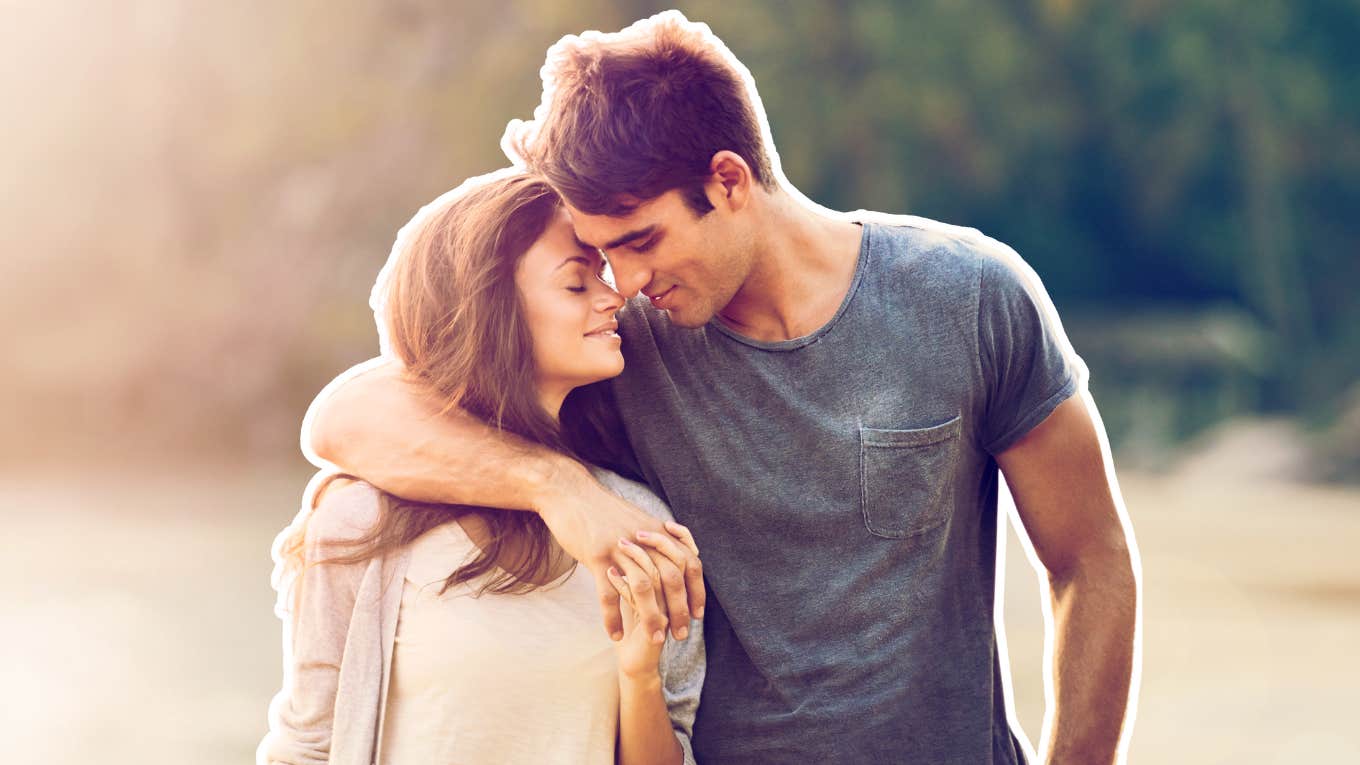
[976, 249, 1087, 454]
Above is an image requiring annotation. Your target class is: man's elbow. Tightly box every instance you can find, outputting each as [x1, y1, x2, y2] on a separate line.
[304, 407, 336, 466]
[1049, 529, 1139, 599]
[302, 388, 349, 467]
[300, 359, 394, 468]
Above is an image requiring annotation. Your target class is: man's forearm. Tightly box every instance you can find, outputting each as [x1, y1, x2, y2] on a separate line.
[304, 360, 704, 643]
[1043, 549, 1140, 765]
[306, 360, 575, 510]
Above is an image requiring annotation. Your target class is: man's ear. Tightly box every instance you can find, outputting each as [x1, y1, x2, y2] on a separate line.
[707, 150, 751, 212]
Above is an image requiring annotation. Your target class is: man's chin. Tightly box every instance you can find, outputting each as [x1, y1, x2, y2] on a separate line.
[664, 306, 712, 329]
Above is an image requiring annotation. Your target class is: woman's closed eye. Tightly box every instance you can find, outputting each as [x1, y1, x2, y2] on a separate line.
[567, 264, 612, 293]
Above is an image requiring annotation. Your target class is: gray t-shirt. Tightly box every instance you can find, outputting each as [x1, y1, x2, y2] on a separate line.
[604, 219, 1086, 764]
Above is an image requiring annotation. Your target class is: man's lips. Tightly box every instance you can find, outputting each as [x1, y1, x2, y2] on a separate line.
[645, 285, 677, 308]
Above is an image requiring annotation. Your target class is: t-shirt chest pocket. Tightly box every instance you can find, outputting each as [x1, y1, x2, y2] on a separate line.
[858, 414, 963, 539]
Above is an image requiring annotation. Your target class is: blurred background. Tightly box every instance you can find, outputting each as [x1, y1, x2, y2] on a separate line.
[1, 1, 1356, 762]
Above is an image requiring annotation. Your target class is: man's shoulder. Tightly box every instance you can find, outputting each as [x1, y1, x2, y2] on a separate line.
[617, 295, 657, 330]
[858, 215, 1049, 311]
[615, 296, 692, 362]
[860, 213, 1018, 279]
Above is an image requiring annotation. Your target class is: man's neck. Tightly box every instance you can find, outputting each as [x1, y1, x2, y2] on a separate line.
[716, 190, 863, 343]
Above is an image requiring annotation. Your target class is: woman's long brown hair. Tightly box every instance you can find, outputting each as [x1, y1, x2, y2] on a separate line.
[279, 173, 593, 596]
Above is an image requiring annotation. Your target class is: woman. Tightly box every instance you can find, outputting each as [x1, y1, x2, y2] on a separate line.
[258, 172, 704, 765]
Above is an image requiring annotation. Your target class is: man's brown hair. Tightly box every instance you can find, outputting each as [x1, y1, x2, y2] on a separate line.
[510, 13, 777, 217]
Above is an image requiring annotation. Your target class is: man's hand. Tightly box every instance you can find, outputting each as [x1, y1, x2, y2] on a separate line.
[532, 458, 704, 642]
[605, 523, 701, 672]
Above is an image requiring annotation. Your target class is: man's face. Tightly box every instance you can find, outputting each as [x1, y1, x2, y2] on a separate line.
[567, 187, 752, 329]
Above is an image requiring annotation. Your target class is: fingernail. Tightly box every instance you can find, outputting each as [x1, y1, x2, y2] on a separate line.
[607, 566, 620, 577]
[695, 606, 705, 619]
[611, 631, 624, 641]
[618, 537, 632, 547]
[652, 630, 665, 644]
[676, 626, 689, 640]
[636, 530, 650, 539]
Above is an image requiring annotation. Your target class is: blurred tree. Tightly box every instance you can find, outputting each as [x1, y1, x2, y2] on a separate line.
[2, 0, 1356, 470]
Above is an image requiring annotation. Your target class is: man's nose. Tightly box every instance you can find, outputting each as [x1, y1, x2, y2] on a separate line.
[610, 259, 651, 299]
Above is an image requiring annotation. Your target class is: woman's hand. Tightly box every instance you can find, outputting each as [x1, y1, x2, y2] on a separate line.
[537, 464, 705, 644]
[607, 522, 700, 680]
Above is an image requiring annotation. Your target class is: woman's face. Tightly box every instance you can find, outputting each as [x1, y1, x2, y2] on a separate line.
[516, 206, 626, 406]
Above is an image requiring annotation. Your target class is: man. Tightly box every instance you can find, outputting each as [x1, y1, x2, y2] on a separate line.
[308, 12, 1139, 764]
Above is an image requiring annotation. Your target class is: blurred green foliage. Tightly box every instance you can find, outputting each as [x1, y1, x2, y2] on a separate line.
[2, 0, 1356, 471]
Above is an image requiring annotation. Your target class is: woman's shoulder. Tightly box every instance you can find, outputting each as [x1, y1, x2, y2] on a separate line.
[304, 474, 383, 545]
[589, 466, 674, 523]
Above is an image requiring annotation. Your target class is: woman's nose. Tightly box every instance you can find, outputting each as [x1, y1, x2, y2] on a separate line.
[595, 284, 625, 313]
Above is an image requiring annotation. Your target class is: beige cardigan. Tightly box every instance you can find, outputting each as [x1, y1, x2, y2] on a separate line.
[257, 469, 704, 765]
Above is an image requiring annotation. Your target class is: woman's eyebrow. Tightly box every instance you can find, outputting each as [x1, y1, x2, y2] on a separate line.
[553, 255, 592, 272]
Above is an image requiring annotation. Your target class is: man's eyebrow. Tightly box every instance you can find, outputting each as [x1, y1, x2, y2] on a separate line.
[568, 238, 607, 269]
[580, 225, 658, 252]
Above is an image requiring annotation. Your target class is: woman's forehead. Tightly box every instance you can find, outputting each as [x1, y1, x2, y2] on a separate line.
[522, 211, 601, 275]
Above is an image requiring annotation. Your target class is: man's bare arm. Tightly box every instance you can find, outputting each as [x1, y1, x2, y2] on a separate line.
[996, 392, 1141, 765]
[304, 359, 705, 641]
[305, 359, 553, 507]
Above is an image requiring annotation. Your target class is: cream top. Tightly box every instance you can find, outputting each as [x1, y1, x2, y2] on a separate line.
[259, 469, 703, 765]
[377, 521, 618, 765]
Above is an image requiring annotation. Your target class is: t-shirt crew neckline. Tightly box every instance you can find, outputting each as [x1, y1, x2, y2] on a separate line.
[707, 221, 869, 352]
